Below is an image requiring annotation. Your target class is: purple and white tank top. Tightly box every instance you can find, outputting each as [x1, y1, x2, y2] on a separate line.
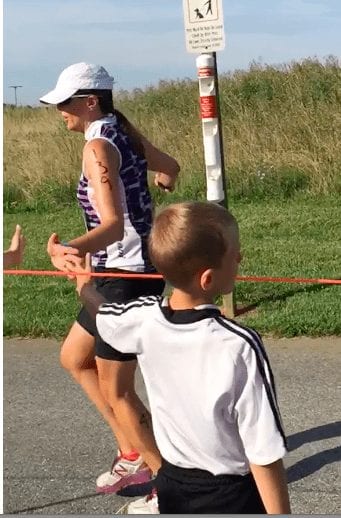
[77, 115, 154, 272]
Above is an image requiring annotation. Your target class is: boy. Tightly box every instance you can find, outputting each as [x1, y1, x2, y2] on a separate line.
[72, 201, 291, 514]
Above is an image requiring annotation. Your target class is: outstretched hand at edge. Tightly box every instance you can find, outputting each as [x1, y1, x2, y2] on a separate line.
[4, 224, 26, 268]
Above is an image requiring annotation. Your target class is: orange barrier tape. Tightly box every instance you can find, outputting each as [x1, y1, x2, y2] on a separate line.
[3, 269, 162, 279]
[3, 269, 341, 284]
[237, 275, 341, 285]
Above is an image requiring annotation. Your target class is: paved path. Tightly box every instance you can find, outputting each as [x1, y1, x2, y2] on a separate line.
[3, 337, 341, 515]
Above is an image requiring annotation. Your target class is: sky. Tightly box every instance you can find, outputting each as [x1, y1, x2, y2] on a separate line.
[3, 0, 341, 106]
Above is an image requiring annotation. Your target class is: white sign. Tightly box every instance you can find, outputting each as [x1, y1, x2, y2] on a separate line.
[183, 0, 225, 53]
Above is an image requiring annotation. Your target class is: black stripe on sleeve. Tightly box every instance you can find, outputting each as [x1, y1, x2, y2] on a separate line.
[221, 318, 280, 414]
[98, 295, 160, 317]
[247, 326, 278, 400]
[216, 317, 287, 449]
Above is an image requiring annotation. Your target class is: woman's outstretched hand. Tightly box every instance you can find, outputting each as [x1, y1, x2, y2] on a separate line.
[47, 233, 83, 272]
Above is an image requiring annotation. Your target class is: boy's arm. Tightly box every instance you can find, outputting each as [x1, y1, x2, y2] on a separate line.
[232, 338, 290, 513]
[250, 459, 291, 514]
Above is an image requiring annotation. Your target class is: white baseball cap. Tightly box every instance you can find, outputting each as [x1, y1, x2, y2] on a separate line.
[40, 62, 114, 104]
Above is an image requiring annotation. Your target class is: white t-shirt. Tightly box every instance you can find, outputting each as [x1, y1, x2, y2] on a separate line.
[96, 296, 287, 476]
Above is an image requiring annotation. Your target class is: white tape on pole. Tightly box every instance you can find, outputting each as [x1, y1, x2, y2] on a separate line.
[196, 53, 224, 202]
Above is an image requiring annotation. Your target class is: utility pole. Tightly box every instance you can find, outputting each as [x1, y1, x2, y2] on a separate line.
[9, 85, 22, 106]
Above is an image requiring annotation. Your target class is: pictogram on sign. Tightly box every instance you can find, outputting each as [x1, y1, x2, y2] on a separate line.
[189, 0, 217, 22]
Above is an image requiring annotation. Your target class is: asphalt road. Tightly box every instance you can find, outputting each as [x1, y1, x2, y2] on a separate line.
[3, 336, 341, 515]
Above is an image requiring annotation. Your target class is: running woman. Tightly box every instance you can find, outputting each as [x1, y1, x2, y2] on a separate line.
[40, 62, 180, 493]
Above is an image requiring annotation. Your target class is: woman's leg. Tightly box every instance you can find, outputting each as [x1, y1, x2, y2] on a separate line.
[98, 277, 164, 472]
[60, 321, 134, 450]
[96, 357, 161, 474]
[92, 275, 164, 493]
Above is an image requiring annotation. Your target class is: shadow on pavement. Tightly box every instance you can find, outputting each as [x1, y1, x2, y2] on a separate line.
[287, 445, 341, 483]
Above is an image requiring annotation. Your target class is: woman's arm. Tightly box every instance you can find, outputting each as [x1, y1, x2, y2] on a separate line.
[115, 112, 179, 191]
[140, 135, 180, 192]
[48, 138, 124, 260]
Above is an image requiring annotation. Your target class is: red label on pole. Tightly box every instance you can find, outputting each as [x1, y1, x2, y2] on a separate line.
[198, 66, 214, 78]
[200, 96, 217, 119]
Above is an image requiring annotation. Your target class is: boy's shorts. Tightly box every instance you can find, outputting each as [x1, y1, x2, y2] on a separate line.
[77, 268, 165, 362]
[156, 458, 266, 514]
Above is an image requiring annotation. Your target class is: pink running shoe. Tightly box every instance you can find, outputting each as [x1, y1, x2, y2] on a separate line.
[96, 455, 152, 494]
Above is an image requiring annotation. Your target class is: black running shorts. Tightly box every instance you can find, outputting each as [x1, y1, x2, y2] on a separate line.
[77, 269, 165, 361]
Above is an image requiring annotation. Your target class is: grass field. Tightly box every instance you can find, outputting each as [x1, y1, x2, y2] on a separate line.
[4, 195, 341, 338]
[3, 58, 341, 337]
[4, 57, 341, 213]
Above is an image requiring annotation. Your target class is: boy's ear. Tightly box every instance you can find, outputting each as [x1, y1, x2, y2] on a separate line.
[200, 268, 214, 291]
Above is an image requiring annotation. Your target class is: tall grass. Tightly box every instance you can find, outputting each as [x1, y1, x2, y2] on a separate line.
[4, 57, 341, 212]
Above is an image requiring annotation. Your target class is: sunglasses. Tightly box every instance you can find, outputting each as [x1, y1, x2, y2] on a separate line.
[57, 94, 96, 107]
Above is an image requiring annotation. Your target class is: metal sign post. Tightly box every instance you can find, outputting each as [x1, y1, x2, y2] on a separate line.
[183, 0, 234, 318]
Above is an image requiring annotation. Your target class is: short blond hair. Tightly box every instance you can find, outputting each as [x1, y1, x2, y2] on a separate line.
[149, 201, 238, 288]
